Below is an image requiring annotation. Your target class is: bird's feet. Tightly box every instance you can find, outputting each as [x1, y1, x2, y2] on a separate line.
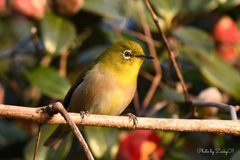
[80, 111, 90, 122]
[124, 113, 138, 127]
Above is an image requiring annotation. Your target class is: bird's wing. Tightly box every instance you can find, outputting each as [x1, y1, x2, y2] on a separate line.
[62, 61, 97, 110]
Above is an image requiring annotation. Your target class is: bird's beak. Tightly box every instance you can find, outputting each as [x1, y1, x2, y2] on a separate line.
[136, 54, 154, 59]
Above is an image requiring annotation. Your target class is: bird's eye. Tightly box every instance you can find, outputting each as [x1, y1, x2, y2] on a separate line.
[123, 50, 132, 59]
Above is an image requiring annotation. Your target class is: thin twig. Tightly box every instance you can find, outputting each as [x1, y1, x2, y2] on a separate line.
[169, 101, 180, 118]
[139, 70, 167, 89]
[133, 90, 141, 116]
[59, 49, 70, 77]
[229, 106, 238, 120]
[146, 101, 168, 117]
[47, 102, 94, 160]
[111, 26, 161, 47]
[143, 0, 189, 101]
[134, 0, 162, 115]
[113, 28, 123, 41]
[31, 25, 41, 57]
[143, 0, 196, 117]
[191, 100, 239, 120]
[33, 124, 42, 160]
[40, 55, 52, 67]
[0, 104, 240, 135]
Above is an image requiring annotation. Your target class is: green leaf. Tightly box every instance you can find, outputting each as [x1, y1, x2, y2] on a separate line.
[128, 0, 166, 32]
[24, 125, 73, 160]
[181, 46, 240, 100]
[82, 0, 123, 19]
[40, 11, 76, 55]
[161, 88, 185, 102]
[173, 26, 214, 53]
[187, 0, 218, 13]
[149, 0, 182, 28]
[84, 126, 119, 160]
[24, 66, 71, 99]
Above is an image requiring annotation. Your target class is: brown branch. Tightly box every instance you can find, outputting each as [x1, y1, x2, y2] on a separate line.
[42, 102, 94, 160]
[113, 27, 123, 41]
[191, 100, 239, 120]
[143, 0, 197, 117]
[40, 55, 52, 67]
[33, 124, 42, 160]
[133, 90, 141, 116]
[59, 49, 70, 77]
[111, 26, 161, 47]
[31, 26, 41, 57]
[1, 104, 240, 135]
[230, 106, 238, 120]
[143, 0, 189, 102]
[139, 70, 167, 89]
[134, 0, 162, 115]
[146, 101, 168, 117]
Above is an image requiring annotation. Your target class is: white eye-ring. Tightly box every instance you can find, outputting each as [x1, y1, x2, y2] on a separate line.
[123, 50, 132, 59]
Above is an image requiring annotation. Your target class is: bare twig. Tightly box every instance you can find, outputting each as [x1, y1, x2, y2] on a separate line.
[33, 124, 42, 160]
[111, 26, 161, 47]
[143, 0, 197, 117]
[230, 106, 238, 120]
[169, 101, 180, 118]
[134, 0, 162, 115]
[139, 70, 167, 89]
[143, 0, 189, 102]
[44, 102, 94, 160]
[1, 104, 240, 135]
[113, 28, 123, 41]
[40, 55, 52, 67]
[146, 101, 168, 117]
[133, 90, 141, 116]
[191, 100, 239, 120]
[59, 49, 70, 77]
[31, 26, 41, 57]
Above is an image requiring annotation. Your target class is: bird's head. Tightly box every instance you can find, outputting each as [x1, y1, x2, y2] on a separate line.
[98, 40, 154, 72]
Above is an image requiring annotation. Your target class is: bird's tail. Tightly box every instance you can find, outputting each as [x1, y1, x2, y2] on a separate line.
[43, 124, 71, 150]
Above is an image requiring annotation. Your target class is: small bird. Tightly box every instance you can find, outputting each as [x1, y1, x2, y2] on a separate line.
[43, 40, 154, 150]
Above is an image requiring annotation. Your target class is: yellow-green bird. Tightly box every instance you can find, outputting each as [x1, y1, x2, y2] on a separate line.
[43, 40, 154, 150]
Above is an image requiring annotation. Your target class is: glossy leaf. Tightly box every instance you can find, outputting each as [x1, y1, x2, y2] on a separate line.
[161, 88, 185, 102]
[24, 66, 71, 99]
[40, 11, 76, 55]
[187, 0, 218, 13]
[149, 0, 182, 28]
[174, 26, 214, 53]
[82, 0, 123, 19]
[84, 126, 119, 159]
[128, 0, 165, 32]
[181, 46, 240, 100]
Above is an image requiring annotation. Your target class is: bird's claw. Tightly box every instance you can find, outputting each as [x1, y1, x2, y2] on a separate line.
[80, 111, 90, 122]
[125, 113, 138, 127]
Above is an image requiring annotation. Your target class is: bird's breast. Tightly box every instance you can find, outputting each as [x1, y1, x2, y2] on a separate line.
[68, 64, 137, 115]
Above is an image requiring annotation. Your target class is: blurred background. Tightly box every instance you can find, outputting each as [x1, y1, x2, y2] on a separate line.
[1, 0, 240, 159]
